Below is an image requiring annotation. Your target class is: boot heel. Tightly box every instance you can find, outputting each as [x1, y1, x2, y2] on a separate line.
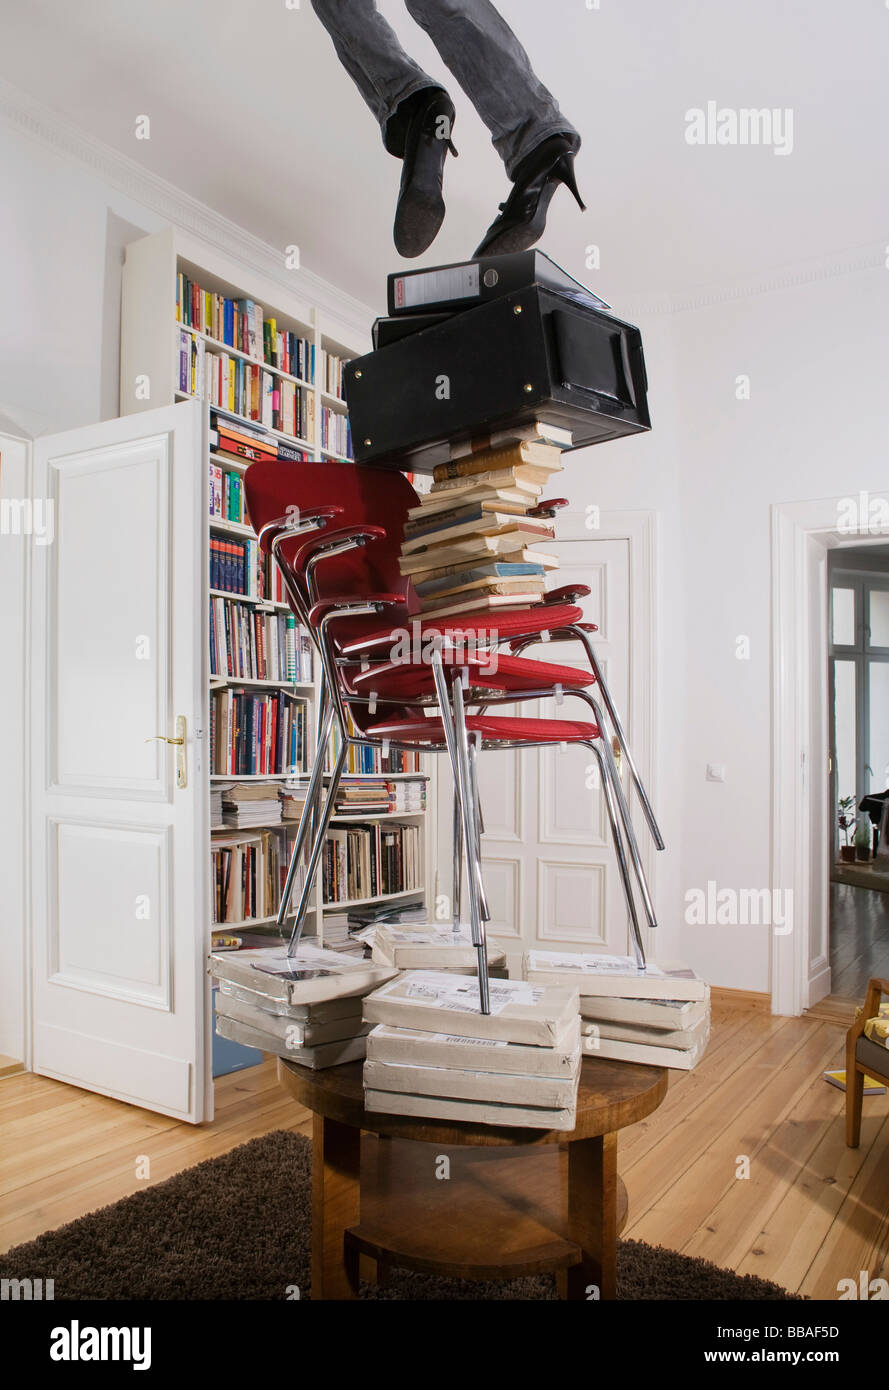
[447, 139, 459, 158]
[558, 154, 586, 211]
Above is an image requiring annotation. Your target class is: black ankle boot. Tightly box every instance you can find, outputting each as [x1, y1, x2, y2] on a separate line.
[473, 133, 584, 259]
[393, 88, 458, 258]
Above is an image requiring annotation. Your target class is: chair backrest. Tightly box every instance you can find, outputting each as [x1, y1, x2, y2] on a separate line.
[243, 459, 419, 621]
[243, 459, 423, 736]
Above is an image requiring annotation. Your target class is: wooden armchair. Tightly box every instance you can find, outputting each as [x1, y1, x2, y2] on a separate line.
[846, 977, 889, 1146]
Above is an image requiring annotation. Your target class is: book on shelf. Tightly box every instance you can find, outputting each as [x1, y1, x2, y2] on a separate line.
[209, 534, 264, 597]
[219, 782, 282, 828]
[211, 687, 309, 776]
[176, 271, 314, 378]
[320, 406, 352, 459]
[209, 411, 310, 466]
[524, 951, 708, 1002]
[326, 709, 422, 775]
[209, 597, 312, 684]
[211, 830, 290, 924]
[322, 821, 423, 904]
[319, 347, 348, 400]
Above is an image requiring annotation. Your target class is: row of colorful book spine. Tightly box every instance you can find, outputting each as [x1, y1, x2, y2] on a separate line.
[210, 688, 309, 776]
[326, 713, 421, 776]
[210, 597, 313, 684]
[209, 533, 263, 597]
[319, 406, 352, 458]
[176, 274, 319, 385]
[322, 821, 423, 904]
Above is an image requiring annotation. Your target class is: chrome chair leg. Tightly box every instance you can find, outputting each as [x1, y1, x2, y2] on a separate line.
[587, 741, 647, 970]
[467, 739, 491, 923]
[574, 629, 665, 851]
[431, 655, 490, 1013]
[287, 736, 349, 955]
[452, 677, 491, 1013]
[585, 694, 658, 932]
[277, 698, 335, 938]
[452, 789, 463, 928]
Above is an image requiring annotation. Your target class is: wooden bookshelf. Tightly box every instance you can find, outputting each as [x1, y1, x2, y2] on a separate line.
[120, 228, 431, 990]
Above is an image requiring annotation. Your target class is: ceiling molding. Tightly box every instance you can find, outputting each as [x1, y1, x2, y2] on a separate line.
[0, 77, 375, 341]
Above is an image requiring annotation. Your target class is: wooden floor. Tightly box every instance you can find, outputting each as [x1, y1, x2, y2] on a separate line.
[830, 881, 889, 998]
[2, 999, 887, 1298]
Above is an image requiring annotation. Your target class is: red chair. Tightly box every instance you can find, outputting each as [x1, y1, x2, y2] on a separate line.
[244, 459, 661, 1012]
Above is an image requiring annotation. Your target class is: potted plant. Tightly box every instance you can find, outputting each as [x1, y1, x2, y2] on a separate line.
[838, 795, 857, 862]
[854, 818, 872, 863]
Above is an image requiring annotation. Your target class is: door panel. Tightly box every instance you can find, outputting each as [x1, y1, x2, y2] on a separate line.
[469, 531, 647, 958]
[31, 401, 209, 1121]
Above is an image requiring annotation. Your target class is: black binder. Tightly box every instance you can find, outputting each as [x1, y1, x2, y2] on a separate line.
[388, 250, 611, 318]
[345, 282, 650, 473]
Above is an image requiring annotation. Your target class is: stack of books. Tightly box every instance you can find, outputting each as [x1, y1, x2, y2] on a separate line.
[362, 972, 581, 1129]
[398, 422, 569, 619]
[210, 945, 398, 1068]
[523, 951, 710, 1071]
[323, 911, 366, 958]
[210, 787, 224, 830]
[371, 921, 506, 975]
[221, 783, 282, 828]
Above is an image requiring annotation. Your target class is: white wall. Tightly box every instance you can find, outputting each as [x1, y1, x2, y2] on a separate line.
[674, 267, 889, 992]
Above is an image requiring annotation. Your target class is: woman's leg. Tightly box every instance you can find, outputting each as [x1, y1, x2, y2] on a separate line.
[404, 0, 579, 177]
[310, 0, 441, 156]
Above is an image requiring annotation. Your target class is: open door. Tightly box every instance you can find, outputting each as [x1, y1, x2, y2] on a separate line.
[30, 400, 211, 1122]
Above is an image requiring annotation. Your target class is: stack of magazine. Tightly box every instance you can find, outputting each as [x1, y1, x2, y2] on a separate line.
[523, 951, 710, 1071]
[362, 971, 581, 1130]
[209, 945, 396, 1069]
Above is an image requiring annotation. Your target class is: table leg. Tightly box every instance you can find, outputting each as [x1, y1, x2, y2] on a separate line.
[312, 1113, 361, 1300]
[559, 1131, 618, 1301]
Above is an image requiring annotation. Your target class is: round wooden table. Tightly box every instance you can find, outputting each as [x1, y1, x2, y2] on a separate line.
[279, 1054, 667, 1300]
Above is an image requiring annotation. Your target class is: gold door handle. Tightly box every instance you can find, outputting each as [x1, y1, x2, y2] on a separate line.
[145, 716, 188, 788]
[612, 736, 622, 775]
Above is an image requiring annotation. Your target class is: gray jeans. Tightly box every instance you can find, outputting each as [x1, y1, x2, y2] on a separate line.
[310, 0, 579, 178]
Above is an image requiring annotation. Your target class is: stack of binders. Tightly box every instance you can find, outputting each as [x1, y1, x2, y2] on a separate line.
[398, 422, 567, 619]
[209, 944, 397, 1069]
[523, 951, 710, 1071]
[371, 920, 506, 975]
[361, 971, 581, 1129]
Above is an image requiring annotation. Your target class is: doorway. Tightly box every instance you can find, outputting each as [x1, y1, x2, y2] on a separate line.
[827, 547, 889, 999]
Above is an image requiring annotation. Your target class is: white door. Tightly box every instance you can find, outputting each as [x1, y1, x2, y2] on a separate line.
[460, 518, 655, 964]
[30, 400, 210, 1122]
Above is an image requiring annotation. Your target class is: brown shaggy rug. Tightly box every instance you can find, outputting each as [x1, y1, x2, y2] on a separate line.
[0, 1130, 799, 1300]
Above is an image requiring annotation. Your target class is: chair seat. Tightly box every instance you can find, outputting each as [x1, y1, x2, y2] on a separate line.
[856, 1034, 889, 1081]
[364, 714, 601, 744]
[346, 652, 595, 699]
[336, 602, 584, 656]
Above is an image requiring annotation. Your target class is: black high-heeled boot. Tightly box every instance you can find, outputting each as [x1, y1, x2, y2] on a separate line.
[473, 133, 585, 259]
[393, 87, 458, 258]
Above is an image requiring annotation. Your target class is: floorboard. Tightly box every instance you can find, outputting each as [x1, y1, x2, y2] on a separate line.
[2, 1010, 887, 1297]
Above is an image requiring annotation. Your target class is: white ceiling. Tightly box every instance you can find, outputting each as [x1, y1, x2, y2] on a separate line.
[1, 0, 886, 313]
